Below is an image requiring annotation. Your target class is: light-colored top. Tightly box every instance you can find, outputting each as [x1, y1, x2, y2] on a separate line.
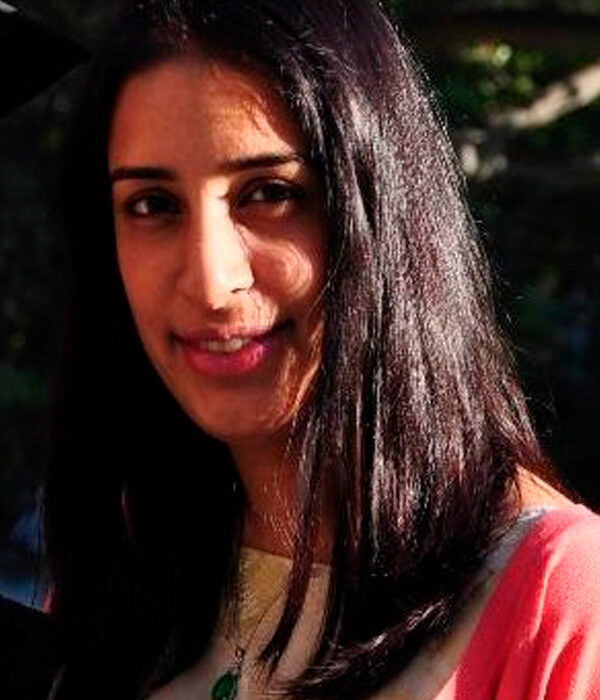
[150, 477, 600, 699]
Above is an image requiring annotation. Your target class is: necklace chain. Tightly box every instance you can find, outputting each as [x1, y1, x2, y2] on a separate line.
[211, 560, 288, 700]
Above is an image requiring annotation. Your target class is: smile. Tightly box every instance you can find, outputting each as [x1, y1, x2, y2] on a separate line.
[175, 324, 288, 378]
[199, 337, 253, 354]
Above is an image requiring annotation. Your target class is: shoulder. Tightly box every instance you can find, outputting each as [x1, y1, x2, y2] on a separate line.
[452, 505, 600, 699]
[501, 467, 600, 621]
[508, 504, 600, 612]
[510, 470, 600, 622]
[488, 502, 600, 632]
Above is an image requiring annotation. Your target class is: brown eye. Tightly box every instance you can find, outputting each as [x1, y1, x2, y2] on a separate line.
[238, 181, 305, 207]
[124, 192, 181, 219]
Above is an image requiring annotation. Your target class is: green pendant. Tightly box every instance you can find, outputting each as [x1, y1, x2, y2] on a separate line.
[211, 669, 239, 700]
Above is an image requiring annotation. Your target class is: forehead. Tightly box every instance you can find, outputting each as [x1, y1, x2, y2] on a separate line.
[108, 58, 304, 169]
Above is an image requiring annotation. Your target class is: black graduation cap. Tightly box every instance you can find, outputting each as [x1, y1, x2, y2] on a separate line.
[0, 2, 89, 118]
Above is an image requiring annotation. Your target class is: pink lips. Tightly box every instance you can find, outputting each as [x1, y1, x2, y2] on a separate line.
[176, 326, 283, 378]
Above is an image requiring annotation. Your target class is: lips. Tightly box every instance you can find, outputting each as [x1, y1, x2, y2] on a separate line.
[175, 323, 288, 377]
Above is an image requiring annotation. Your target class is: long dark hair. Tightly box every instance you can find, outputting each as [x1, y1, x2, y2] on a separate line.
[44, 0, 547, 697]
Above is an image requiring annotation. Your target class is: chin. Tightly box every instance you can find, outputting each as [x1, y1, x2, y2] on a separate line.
[184, 402, 296, 446]
[154, 344, 319, 447]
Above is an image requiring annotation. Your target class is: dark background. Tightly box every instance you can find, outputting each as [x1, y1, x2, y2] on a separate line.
[1, 0, 599, 605]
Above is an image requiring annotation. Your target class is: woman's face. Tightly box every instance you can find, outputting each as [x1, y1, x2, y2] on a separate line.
[109, 58, 326, 446]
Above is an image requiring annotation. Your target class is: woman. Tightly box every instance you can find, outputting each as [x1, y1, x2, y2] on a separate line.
[44, 0, 600, 698]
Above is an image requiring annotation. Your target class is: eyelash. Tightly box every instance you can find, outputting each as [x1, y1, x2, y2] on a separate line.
[123, 191, 181, 220]
[237, 180, 305, 208]
[120, 179, 305, 223]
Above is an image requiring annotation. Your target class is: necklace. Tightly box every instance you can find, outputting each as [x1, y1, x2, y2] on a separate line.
[210, 550, 289, 700]
[210, 645, 246, 700]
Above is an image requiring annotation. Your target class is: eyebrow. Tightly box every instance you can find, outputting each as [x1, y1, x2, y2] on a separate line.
[110, 166, 175, 184]
[109, 152, 308, 185]
[220, 152, 308, 173]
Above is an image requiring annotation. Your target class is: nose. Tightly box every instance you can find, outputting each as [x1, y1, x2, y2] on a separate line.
[177, 198, 254, 310]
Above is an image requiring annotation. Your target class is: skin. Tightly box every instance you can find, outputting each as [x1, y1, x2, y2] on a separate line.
[109, 58, 330, 557]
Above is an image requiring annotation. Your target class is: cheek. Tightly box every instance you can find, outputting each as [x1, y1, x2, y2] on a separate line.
[252, 235, 326, 309]
[116, 238, 166, 334]
[116, 243, 143, 316]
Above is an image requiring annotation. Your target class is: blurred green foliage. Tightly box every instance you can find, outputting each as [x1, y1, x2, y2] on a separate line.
[392, 0, 600, 501]
[0, 1, 598, 582]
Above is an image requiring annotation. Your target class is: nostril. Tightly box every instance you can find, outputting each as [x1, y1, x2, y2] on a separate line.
[231, 265, 255, 294]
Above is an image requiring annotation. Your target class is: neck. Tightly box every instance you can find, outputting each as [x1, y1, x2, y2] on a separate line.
[229, 436, 332, 563]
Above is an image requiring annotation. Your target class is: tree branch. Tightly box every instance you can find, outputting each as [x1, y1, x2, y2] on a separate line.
[452, 57, 600, 181]
[489, 60, 600, 130]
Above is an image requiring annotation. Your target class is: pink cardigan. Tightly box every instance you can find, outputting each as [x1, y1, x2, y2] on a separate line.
[438, 505, 600, 699]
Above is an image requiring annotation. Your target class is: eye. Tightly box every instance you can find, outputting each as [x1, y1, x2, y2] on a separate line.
[122, 191, 181, 220]
[237, 180, 305, 208]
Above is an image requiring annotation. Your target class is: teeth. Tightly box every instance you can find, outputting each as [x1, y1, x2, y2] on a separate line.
[201, 337, 252, 353]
